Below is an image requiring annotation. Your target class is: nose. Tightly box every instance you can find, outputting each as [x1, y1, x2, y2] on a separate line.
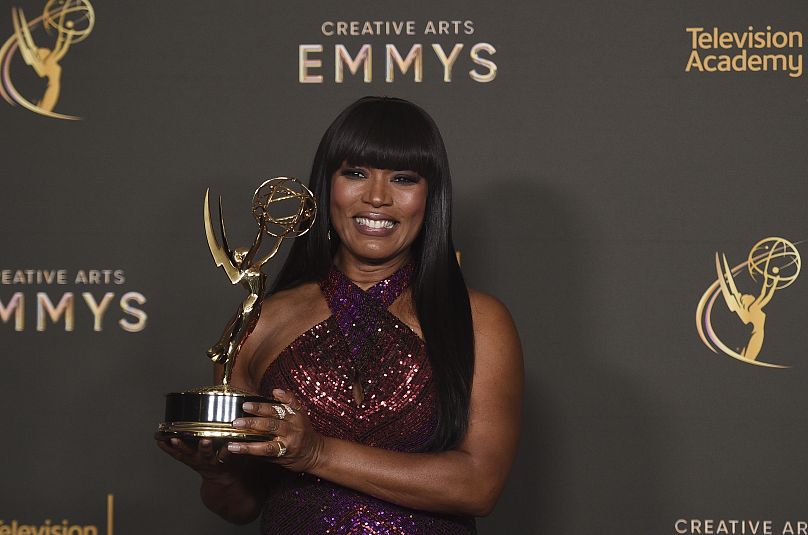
[362, 175, 392, 208]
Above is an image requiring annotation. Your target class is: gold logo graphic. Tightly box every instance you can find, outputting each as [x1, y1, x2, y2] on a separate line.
[696, 237, 801, 368]
[0, 0, 94, 120]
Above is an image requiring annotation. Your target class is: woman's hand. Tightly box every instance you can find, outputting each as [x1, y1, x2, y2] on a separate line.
[157, 437, 237, 482]
[158, 436, 269, 523]
[226, 388, 325, 473]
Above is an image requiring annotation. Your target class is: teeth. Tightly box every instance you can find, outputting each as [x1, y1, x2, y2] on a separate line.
[355, 217, 395, 229]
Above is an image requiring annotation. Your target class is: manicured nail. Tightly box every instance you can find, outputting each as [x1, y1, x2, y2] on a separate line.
[232, 418, 245, 428]
[243, 402, 255, 411]
[227, 443, 243, 453]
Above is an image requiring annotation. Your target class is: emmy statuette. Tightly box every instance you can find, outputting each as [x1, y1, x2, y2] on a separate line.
[156, 177, 316, 442]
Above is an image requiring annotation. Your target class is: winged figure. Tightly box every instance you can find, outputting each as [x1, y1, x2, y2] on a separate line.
[12, 6, 71, 112]
[715, 252, 778, 361]
[204, 190, 279, 386]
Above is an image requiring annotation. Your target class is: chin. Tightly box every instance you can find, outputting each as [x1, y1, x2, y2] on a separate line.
[357, 251, 401, 264]
[349, 244, 408, 264]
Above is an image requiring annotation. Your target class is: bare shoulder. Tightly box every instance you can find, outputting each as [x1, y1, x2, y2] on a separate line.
[260, 282, 323, 320]
[467, 289, 517, 334]
[467, 288, 522, 371]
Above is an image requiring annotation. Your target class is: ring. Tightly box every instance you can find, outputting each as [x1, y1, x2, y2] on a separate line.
[275, 440, 287, 457]
[281, 403, 296, 416]
[273, 405, 287, 420]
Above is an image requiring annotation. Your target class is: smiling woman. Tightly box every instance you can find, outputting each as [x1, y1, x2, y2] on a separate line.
[330, 163, 427, 265]
[157, 96, 523, 535]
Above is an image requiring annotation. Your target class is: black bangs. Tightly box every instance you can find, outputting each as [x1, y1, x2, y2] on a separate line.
[325, 98, 440, 181]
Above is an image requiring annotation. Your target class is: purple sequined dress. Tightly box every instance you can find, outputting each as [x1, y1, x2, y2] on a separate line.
[259, 263, 476, 534]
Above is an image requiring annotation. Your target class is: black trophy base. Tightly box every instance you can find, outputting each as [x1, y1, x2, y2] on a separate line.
[156, 386, 277, 442]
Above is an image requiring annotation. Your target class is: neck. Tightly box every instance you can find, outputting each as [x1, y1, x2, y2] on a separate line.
[333, 248, 411, 290]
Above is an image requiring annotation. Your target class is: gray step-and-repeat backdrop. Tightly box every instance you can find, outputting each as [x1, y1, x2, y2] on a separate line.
[2, 1, 807, 533]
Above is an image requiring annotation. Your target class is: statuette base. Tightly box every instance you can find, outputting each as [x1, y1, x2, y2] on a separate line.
[156, 386, 276, 442]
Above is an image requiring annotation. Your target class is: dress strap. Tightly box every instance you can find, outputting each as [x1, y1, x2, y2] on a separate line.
[363, 262, 415, 308]
[319, 262, 415, 391]
[320, 262, 414, 322]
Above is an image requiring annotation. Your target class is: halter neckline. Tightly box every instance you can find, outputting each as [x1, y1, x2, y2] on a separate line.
[319, 262, 415, 385]
[324, 262, 415, 307]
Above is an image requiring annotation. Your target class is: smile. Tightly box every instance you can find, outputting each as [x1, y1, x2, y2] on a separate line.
[354, 217, 396, 229]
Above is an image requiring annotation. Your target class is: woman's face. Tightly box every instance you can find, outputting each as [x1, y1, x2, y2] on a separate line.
[330, 162, 427, 265]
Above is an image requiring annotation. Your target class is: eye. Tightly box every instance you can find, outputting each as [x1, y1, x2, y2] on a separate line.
[392, 174, 420, 184]
[342, 168, 367, 179]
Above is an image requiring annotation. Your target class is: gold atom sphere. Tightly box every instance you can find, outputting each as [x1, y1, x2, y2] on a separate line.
[44, 0, 95, 43]
[251, 177, 316, 238]
[747, 237, 801, 289]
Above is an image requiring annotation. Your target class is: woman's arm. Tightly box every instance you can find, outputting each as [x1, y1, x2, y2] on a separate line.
[229, 291, 524, 517]
[158, 437, 268, 524]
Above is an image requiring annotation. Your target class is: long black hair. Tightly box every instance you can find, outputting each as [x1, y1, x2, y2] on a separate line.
[273, 96, 474, 451]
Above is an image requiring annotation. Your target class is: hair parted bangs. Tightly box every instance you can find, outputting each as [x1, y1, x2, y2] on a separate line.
[323, 97, 442, 183]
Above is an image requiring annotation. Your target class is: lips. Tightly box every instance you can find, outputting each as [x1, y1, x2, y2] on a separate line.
[351, 213, 399, 235]
[354, 217, 395, 229]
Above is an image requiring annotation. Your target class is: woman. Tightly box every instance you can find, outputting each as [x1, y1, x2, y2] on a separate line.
[159, 96, 523, 534]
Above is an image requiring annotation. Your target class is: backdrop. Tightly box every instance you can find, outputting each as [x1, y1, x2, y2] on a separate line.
[2, 1, 807, 534]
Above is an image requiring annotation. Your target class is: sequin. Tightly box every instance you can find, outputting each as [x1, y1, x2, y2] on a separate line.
[259, 263, 476, 534]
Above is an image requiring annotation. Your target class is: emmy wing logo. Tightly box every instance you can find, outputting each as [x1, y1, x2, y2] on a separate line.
[696, 237, 801, 368]
[0, 0, 94, 120]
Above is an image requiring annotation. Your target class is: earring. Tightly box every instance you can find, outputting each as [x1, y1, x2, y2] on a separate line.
[327, 229, 332, 241]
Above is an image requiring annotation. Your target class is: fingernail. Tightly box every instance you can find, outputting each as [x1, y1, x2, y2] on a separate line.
[273, 389, 286, 396]
[232, 418, 245, 428]
[227, 443, 242, 453]
[242, 402, 254, 411]
[170, 438, 179, 446]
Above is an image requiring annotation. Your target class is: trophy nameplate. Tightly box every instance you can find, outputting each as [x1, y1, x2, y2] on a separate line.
[156, 177, 316, 442]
